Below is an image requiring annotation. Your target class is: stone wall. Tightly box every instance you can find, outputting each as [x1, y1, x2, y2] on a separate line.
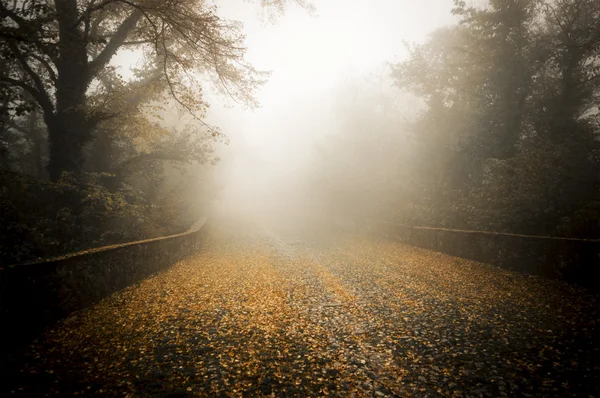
[0, 218, 208, 352]
[370, 221, 600, 290]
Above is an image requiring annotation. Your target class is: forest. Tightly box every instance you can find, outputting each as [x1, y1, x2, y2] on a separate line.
[0, 0, 288, 264]
[1, 0, 599, 265]
[311, 0, 600, 239]
[2, 1, 600, 397]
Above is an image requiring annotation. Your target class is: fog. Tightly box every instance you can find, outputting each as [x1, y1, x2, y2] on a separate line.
[3, 0, 597, 256]
[202, 0, 457, 232]
[3, 1, 599, 395]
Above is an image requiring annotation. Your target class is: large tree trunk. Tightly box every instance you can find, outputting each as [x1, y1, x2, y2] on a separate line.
[46, 110, 90, 181]
[47, 0, 93, 182]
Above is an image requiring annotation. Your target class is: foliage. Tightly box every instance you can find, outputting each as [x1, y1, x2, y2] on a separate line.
[0, 169, 181, 265]
[308, 0, 600, 242]
[0, 0, 307, 180]
[0, 0, 310, 263]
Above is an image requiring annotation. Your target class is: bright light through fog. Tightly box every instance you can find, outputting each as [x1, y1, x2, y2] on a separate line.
[204, 0, 458, 210]
[217, 0, 456, 157]
[107, 0, 462, 219]
[5, 0, 599, 392]
[112, 0, 457, 168]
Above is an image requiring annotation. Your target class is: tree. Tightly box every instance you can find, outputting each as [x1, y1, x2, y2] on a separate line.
[0, 0, 309, 181]
[0, 105, 47, 177]
[538, 0, 600, 141]
[390, 0, 600, 237]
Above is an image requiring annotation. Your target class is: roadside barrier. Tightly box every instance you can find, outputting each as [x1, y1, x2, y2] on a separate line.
[0, 217, 208, 353]
[366, 219, 600, 290]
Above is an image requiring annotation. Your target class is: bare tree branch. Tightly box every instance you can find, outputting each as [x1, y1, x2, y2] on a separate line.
[29, 54, 58, 84]
[88, 10, 143, 78]
[0, 76, 53, 115]
[0, 1, 27, 26]
[6, 41, 54, 112]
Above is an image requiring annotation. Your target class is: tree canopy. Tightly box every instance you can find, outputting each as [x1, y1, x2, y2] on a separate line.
[0, 0, 311, 264]
[309, 0, 600, 240]
[0, 0, 308, 180]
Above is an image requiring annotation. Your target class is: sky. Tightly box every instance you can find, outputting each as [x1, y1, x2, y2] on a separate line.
[107, 0, 469, 218]
[196, 0, 460, 204]
[210, 0, 458, 162]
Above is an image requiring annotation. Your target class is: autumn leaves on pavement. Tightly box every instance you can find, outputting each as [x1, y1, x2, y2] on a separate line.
[10, 225, 600, 397]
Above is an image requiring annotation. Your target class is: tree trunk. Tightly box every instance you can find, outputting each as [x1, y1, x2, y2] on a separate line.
[47, 0, 93, 182]
[46, 109, 90, 181]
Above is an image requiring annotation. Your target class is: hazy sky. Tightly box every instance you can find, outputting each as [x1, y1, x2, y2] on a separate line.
[111, 1, 461, 206]
[208, 0, 458, 163]
[111, 0, 461, 180]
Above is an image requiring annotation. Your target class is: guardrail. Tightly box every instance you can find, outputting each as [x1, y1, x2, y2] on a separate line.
[0, 217, 208, 354]
[366, 220, 600, 290]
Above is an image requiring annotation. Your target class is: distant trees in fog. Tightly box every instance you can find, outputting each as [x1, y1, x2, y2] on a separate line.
[0, 0, 307, 264]
[312, 0, 600, 239]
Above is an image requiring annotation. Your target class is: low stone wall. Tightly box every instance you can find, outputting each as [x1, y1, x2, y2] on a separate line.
[370, 221, 600, 290]
[0, 218, 208, 352]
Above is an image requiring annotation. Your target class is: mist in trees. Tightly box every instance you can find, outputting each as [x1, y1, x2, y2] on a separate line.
[2, 0, 599, 267]
[0, 0, 309, 264]
[291, 0, 599, 242]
